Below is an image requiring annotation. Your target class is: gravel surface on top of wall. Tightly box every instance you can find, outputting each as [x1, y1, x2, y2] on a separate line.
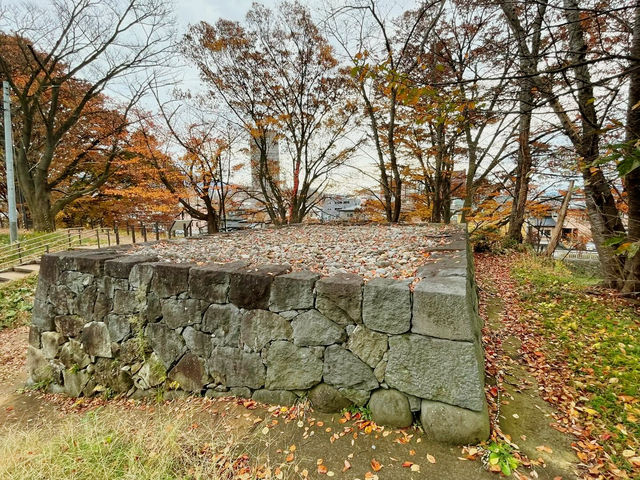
[132, 224, 461, 281]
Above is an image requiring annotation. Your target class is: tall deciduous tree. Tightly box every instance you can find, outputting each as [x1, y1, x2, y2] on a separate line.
[183, 1, 358, 225]
[0, 0, 173, 231]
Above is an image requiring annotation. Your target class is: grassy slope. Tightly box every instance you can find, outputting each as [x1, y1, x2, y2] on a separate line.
[512, 256, 640, 472]
[0, 275, 37, 330]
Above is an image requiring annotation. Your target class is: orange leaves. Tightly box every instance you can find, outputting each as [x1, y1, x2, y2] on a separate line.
[370, 458, 382, 472]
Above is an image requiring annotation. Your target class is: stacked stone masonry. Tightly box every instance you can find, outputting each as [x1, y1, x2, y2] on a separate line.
[27, 229, 489, 444]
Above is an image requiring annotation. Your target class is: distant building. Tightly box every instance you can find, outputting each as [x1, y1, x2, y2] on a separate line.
[316, 195, 361, 221]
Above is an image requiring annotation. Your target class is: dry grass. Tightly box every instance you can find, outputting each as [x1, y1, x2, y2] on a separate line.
[0, 400, 293, 480]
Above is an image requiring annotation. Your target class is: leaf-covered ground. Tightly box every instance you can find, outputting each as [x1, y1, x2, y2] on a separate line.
[0, 275, 36, 330]
[478, 253, 640, 479]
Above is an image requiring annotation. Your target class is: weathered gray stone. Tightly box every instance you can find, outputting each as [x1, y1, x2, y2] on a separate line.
[161, 298, 204, 329]
[406, 393, 421, 412]
[62, 369, 90, 397]
[412, 277, 478, 341]
[323, 345, 378, 391]
[182, 326, 213, 358]
[252, 389, 297, 406]
[151, 263, 192, 297]
[368, 389, 413, 428]
[27, 346, 53, 384]
[202, 303, 241, 347]
[78, 286, 98, 319]
[229, 386, 252, 398]
[189, 262, 248, 303]
[279, 310, 301, 320]
[146, 323, 186, 368]
[93, 358, 133, 392]
[119, 338, 144, 364]
[28, 325, 42, 348]
[59, 339, 90, 369]
[420, 399, 490, 444]
[168, 353, 207, 392]
[347, 325, 388, 368]
[338, 388, 370, 406]
[49, 285, 78, 316]
[241, 309, 292, 351]
[291, 310, 344, 346]
[362, 278, 411, 334]
[134, 353, 167, 389]
[229, 264, 291, 309]
[102, 276, 129, 298]
[105, 255, 158, 279]
[74, 251, 121, 276]
[128, 262, 156, 291]
[112, 290, 140, 315]
[373, 358, 387, 383]
[140, 293, 162, 323]
[54, 315, 84, 337]
[265, 341, 323, 390]
[81, 322, 112, 358]
[308, 383, 352, 413]
[105, 314, 132, 342]
[207, 347, 265, 389]
[385, 334, 485, 411]
[31, 297, 55, 331]
[315, 273, 363, 325]
[59, 270, 94, 295]
[41, 331, 64, 359]
[269, 270, 319, 312]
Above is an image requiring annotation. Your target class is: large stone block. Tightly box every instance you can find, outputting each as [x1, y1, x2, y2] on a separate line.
[291, 310, 345, 346]
[369, 389, 413, 428]
[27, 346, 53, 384]
[146, 323, 186, 368]
[54, 315, 84, 337]
[74, 251, 121, 276]
[133, 352, 167, 389]
[385, 334, 485, 411]
[269, 270, 319, 312]
[182, 326, 213, 358]
[151, 263, 192, 297]
[323, 345, 378, 391]
[207, 347, 265, 389]
[229, 264, 291, 309]
[105, 255, 158, 279]
[240, 309, 292, 351]
[105, 314, 132, 343]
[93, 357, 133, 392]
[308, 383, 352, 413]
[112, 289, 140, 315]
[202, 303, 241, 347]
[81, 322, 112, 358]
[189, 261, 248, 303]
[58, 270, 94, 295]
[412, 277, 478, 341]
[315, 273, 362, 325]
[168, 352, 207, 392]
[362, 278, 411, 334]
[265, 341, 323, 390]
[59, 339, 90, 369]
[41, 331, 64, 359]
[420, 399, 490, 444]
[31, 297, 55, 331]
[161, 298, 204, 329]
[128, 262, 156, 292]
[347, 325, 388, 368]
[63, 369, 90, 397]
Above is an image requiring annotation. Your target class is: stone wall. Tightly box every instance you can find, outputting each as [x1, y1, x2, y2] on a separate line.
[27, 235, 489, 444]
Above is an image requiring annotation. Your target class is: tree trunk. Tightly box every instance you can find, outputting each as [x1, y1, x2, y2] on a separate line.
[545, 180, 574, 256]
[622, 1, 640, 295]
[25, 187, 56, 232]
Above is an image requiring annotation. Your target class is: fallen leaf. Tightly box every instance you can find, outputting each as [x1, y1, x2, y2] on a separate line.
[317, 464, 328, 474]
[536, 445, 553, 454]
[371, 458, 382, 471]
[427, 454, 436, 464]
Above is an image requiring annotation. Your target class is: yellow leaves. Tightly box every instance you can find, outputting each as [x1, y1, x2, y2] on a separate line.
[426, 453, 436, 464]
[536, 445, 553, 454]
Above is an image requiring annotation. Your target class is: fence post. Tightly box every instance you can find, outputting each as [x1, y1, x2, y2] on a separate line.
[131, 224, 136, 244]
[184, 223, 188, 238]
[114, 222, 120, 245]
[107, 229, 111, 247]
[96, 229, 100, 249]
[141, 222, 147, 242]
[45, 244, 49, 254]
[78, 228, 82, 246]
[17, 242, 22, 264]
[67, 230, 71, 249]
[155, 222, 160, 241]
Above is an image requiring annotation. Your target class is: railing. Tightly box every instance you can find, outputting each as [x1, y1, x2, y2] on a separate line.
[552, 249, 600, 261]
[0, 228, 115, 273]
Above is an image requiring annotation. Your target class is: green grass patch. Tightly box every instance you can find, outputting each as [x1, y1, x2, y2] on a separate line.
[0, 274, 37, 330]
[512, 255, 640, 471]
